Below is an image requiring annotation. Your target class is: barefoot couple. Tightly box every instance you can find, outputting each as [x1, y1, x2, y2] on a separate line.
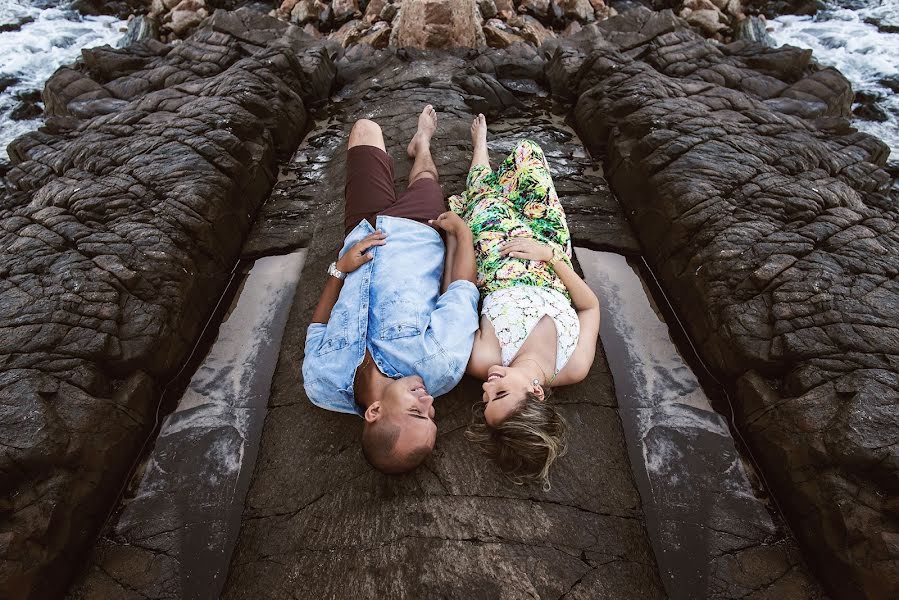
[303, 105, 600, 488]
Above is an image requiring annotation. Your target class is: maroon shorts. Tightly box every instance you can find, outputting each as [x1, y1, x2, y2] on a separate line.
[344, 145, 445, 235]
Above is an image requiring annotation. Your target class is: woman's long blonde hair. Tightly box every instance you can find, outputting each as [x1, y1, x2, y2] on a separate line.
[465, 392, 569, 490]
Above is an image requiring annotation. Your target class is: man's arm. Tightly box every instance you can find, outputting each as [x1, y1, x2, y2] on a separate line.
[310, 231, 387, 324]
[311, 276, 344, 324]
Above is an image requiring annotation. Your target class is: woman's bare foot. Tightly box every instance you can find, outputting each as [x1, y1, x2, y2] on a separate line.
[471, 113, 487, 150]
[407, 104, 437, 158]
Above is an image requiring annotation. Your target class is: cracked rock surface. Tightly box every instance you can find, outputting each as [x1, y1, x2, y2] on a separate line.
[222, 47, 663, 600]
[0, 9, 333, 599]
[554, 7, 898, 599]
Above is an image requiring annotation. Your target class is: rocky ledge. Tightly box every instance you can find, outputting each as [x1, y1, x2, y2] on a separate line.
[1, 1, 897, 599]
[551, 7, 897, 599]
[0, 9, 334, 599]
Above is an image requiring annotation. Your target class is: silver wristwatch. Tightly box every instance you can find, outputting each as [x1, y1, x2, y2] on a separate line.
[327, 262, 346, 280]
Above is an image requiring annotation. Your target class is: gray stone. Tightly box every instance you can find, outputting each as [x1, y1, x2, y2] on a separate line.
[222, 50, 661, 600]
[733, 15, 775, 47]
[556, 7, 898, 599]
[118, 15, 161, 48]
[0, 14, 332, 600]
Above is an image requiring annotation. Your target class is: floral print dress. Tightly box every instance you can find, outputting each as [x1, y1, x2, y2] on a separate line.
[448, 139, 579, 375]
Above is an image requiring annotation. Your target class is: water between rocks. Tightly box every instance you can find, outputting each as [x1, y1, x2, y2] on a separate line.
[0, 0, 124, 162]
[576, 248, 784, 599]
[100, 251, 306, 598]
[770, 0, 899, 167]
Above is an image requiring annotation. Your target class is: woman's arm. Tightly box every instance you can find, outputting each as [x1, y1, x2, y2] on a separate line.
[431, 212, 476, 286]
[499, 238, 598, 312]
[552, 306, 600, 386]
[550, 259, 600, 313]
[498, 238, 601, 385]
[442, 233, 457, 293]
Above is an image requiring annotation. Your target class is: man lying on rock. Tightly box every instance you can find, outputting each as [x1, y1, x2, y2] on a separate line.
[303, 105, 479, 474]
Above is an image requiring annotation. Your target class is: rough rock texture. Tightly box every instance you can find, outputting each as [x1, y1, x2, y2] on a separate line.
[221, 48, 665, 600]
[551, 7, 898, 599]
[0, 9, 333, 599]
[390, 0, 487, 49]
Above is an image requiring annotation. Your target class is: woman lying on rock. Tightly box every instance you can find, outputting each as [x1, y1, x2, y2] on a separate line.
[448, 115, 600, 489]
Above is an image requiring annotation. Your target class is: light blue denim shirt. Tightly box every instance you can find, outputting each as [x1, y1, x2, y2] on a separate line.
[303, 216, 480, 417]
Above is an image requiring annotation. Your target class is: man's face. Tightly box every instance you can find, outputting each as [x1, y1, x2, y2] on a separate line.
[379, 375, 437, 455]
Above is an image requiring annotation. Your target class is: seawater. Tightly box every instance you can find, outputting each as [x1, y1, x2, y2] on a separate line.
[770, 0, 899, 165]
[0, 0, 124, 162]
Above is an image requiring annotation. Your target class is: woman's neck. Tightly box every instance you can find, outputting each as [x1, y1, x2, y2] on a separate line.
[511, 353, 551, 387]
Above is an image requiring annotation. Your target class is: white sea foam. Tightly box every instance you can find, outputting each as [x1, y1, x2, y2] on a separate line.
[770, 0, 899, 163]
[0, 0, 125, 161]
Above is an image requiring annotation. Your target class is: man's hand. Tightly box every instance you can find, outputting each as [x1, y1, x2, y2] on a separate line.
[336, 231, 387, 273]
[499, 237, 553, 262]
[429, 212, 470, 237]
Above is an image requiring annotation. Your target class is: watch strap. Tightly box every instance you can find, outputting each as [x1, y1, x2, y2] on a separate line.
[328, 262, 346, 280]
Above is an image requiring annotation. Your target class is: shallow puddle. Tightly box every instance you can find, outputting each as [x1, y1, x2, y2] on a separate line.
[576, 248, 778, 599]
[102, 250, 307, 597]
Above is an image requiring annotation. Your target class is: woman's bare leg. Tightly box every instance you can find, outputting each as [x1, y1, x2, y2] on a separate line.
[470, 113, 489, 170]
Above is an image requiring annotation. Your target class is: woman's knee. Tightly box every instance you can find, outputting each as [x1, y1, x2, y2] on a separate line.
[514, 139, 544, 156]
[349, 119, 385, 150]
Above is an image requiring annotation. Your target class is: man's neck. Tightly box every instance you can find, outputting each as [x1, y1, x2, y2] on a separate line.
[354, 350, 392, 409]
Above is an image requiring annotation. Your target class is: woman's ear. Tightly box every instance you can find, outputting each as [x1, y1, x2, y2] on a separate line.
[364, 401, 382, 423]
[527, 383, 546, 401]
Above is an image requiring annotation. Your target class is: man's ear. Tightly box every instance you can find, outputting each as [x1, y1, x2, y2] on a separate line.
[364, 401, 382, 423]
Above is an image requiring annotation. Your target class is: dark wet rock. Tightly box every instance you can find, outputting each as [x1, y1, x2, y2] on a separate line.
[742, 0, 820, 18]
[71, 0, 149, 20]
[880, 75, 899, 94]
[864, 17, 899, 35]
[118, 14, 161, 48]
[332, 0, 361, 23]
[0, 15, 34, 33]
[9, 89, 42, 120]
[478, 0, 498, 18]
[553, 7, 898, 599]
[853, 91, 888, 123]
[0, 10, 335, 599]
[0, 75, 19, 94]
[225, 49, 658, 600]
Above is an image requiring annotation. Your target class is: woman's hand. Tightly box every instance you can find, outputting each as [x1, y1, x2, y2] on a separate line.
[429, 211, 471, 238]
[499, 237, 553, 262]
[335, 231, 387, 273]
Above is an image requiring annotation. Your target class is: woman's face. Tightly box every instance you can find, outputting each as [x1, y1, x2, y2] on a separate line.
[481, 365, 541, 427]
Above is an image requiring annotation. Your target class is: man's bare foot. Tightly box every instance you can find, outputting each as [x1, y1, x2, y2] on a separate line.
[407, 104, 437, 158]
[471, 113, 487, 150]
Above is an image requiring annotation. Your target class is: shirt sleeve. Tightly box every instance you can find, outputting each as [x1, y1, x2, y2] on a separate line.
[302, 323, 327, 392]
[426, 279, 481, 388]
[304, 323, 327, 356]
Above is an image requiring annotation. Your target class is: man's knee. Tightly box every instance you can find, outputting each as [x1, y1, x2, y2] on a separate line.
[349, 119, 385, 150]
[410, 169, 438, 185]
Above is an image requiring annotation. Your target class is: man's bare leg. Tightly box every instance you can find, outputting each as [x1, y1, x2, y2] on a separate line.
[470, 113, 489, 170]
[407, 105, 439, 185]
[348, 118, 386, 151]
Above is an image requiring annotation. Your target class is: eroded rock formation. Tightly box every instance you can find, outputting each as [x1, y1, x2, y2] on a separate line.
[2, 1, 896, 599]
[0, 9, 334, 599]
[551, 7, 898, 599]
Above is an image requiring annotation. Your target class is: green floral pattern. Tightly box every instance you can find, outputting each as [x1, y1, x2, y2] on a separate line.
[448, 139, 573, 299]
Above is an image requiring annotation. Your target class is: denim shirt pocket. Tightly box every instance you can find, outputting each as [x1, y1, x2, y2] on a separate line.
[316, 309, 351, 355]
[377, 294, 422, 340]
[413, 336, 458, 396]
